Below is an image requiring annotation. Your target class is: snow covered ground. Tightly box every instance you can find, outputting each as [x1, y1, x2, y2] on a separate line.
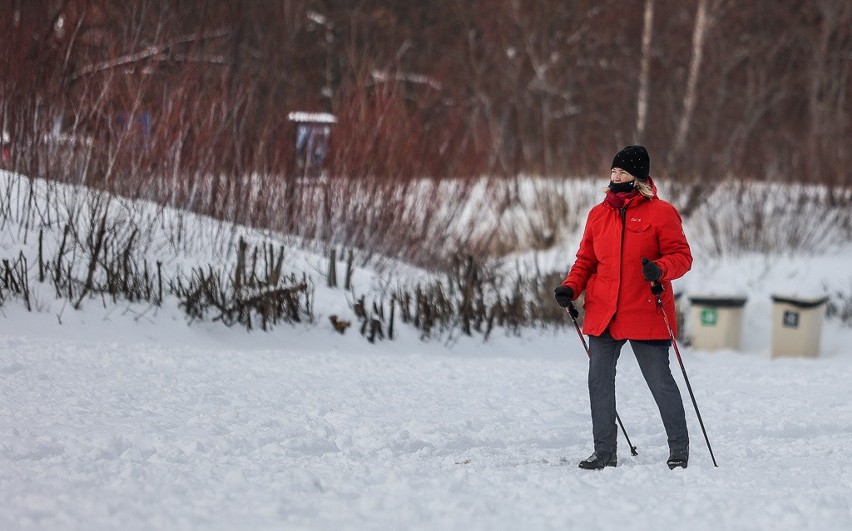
[2, 171, 852, 530]
[3, 286, 852, 530]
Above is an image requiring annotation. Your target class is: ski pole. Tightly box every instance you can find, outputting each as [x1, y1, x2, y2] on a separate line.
[648, 280, 718, 467]
[565, 304, 639, 456]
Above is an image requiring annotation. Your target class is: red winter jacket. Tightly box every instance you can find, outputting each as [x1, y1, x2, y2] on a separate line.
[562, 187, 691, 340]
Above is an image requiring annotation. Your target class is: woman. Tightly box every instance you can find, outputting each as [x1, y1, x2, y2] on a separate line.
[553, 145, 691, 470]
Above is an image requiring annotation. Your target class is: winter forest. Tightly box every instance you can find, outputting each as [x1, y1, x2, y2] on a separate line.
[3, 1, 851, 261]
[2, 1, 852, 530]
[5, 1, 852, 182]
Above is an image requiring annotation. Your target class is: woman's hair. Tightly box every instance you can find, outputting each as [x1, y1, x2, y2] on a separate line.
[603, 179, 655, 199]
[635, 180, 654, 198]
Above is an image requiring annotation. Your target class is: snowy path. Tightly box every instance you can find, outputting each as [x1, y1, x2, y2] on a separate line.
[2, 332, 852, 530]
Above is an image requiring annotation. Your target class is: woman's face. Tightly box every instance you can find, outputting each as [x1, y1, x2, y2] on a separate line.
[610, 168, 634, 183]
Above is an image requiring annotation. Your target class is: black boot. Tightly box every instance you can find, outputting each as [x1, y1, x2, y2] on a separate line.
[667, 448, 689, 469]
[578, 451, 617, 470]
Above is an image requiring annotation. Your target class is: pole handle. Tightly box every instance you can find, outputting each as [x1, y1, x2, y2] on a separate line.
[565, 301, 579, 319]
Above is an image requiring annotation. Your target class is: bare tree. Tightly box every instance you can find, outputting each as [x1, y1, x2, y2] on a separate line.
[670, 0, 713, 170]
[634, 0, 654, 143]
[805, 0, 852, 186]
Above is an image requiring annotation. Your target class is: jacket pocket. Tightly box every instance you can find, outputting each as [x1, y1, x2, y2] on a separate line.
[626, 221, 651, 233]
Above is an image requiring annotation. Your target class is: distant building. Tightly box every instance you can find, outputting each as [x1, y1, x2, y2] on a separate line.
[288, 112, 336, 179]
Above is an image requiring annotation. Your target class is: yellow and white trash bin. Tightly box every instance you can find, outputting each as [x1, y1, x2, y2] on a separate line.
[686, 295, 748, 351]
[770, 294, 828, 359]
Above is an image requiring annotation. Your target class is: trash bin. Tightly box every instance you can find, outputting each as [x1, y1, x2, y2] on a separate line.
[687, 295, 748, 351]
[770, 295, 828, 359]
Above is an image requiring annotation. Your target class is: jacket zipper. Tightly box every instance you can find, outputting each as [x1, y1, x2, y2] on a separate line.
[616, 207, 627, 308]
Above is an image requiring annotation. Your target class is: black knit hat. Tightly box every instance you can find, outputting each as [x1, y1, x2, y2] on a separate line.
[611, 145, 650, 181]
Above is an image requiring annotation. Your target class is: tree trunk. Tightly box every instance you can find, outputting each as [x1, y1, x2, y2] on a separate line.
[634, 0, 654, 143]
[671, 0, 710, 169]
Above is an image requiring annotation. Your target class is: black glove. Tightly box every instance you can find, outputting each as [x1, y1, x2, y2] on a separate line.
[641, 257, 662, 282]
[553, 286, 574, 308]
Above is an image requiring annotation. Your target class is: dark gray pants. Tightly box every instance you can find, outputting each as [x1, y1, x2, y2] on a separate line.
[588, 330, 689, 454]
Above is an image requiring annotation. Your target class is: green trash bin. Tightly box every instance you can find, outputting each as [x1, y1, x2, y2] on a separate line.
[771, 295, 828, 359]
[687, 295, 748, 351]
